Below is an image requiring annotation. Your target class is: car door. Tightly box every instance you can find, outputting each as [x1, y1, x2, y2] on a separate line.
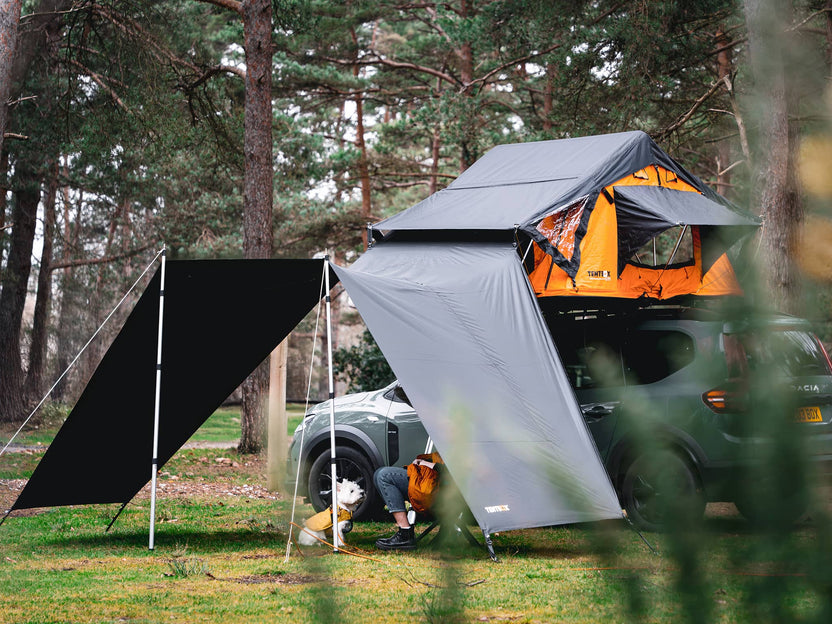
[381, 385, 429, 467]
[553, 322, 625, 461]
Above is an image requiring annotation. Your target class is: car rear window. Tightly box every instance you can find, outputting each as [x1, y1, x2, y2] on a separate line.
[725, 330, 832, 378]
[622, 330, 696, 385]
[555, 328, 694, 388]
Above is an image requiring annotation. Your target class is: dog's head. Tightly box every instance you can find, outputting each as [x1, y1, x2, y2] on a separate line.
[335, 479, 365, 509]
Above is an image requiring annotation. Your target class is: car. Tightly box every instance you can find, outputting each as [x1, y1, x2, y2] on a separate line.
[287, 303, 832, 530]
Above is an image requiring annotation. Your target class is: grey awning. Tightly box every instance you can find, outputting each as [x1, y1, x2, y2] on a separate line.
[333, 243, 621, 534]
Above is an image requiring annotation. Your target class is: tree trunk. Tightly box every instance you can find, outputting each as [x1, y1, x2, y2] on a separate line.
[715, 28, 734, 199]
[826, 0, 832, 70]
[0, 149, 8, 261]
[0, 165, 39, 422]
[0, 0, 22, 158]
[743, 0, 802, 314]
[351, 27, 372, 248]
[52, 178, 81, 401]
[24, 160, 57, 402]
[542, 63, 556, 133]
[429, 122, 441, 195]
[239, 0, 273, 455]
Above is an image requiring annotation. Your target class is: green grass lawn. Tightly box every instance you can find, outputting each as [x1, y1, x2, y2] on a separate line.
[1, 403, 307, 449]
[188, 404, 306, 443]
[1, 463, 829, 624]
[3, 406, 832, 622]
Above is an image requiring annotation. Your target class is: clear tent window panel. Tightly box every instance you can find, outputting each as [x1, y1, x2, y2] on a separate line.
[629, 225, 694, 268]
[535, 197, 590, 262]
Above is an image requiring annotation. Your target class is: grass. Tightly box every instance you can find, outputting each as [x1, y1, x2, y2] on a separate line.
[189, 405, 306, 444]
[1, 403, 307, 448]
[2, 405, 832, 622]
[0, 476, 829, 623]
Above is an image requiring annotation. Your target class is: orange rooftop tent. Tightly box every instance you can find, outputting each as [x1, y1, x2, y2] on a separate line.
[371, 131, 759, 301]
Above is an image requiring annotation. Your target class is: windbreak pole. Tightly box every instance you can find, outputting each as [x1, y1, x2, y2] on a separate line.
[148, 248, 167, 550]
[325, 255, 340, 552]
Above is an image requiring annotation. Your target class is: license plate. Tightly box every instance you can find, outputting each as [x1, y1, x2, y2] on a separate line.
[795, 406, 823, 423]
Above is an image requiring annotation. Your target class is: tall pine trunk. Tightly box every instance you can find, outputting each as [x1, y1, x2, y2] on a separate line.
[351, 27, 372, 248]
[24, 161, 57, 402]
[0, 165, 39, 422]
[715, 28, 734, 199]
[744, 0, 802, 313]
[239, 0, 273, 454]
[0, 0, 22, 158]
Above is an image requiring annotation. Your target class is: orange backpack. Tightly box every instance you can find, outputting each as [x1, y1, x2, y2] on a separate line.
[406, 452, 443, 514]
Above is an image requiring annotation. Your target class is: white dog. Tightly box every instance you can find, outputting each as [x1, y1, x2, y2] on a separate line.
[297, 479, 365, 546]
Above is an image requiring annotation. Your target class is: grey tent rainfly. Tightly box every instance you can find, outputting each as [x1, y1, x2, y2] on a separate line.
[332, 243, 623, 543]
[3, 131, 759, 560]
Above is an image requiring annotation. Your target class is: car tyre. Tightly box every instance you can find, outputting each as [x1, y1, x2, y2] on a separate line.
[307, 445, 378, 521]
[621, 450, 705, 532]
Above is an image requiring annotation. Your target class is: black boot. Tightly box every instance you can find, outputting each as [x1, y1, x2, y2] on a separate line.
[375, 526, 416, 551]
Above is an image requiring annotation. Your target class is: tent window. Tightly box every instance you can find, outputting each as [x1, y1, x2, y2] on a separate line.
[535, 197, 589, 262]
[629, 225, 694, 269]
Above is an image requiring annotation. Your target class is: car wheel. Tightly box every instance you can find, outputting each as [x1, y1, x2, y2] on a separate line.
[621, 450, 705, 532]
[307, 446, 378, 521]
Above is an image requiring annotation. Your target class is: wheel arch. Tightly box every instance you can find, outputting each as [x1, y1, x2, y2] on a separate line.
[607, 426, 708, 492]
[297, 425, 385, 494]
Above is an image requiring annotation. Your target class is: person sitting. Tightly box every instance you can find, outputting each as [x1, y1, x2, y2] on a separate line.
[373, 452, 442, 551]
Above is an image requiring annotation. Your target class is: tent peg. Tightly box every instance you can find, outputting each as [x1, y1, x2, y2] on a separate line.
[624, 513, 659, 556]
[483, 531, 499, 562]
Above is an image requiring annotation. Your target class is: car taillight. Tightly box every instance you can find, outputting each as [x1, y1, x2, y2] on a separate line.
[702, 387, 747, 413]
[815, 336, 832, 374]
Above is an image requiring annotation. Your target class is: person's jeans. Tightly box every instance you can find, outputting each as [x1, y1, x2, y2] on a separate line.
[373, 466, 408, 513]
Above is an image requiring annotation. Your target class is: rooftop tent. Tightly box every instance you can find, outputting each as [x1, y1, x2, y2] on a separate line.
[372, 131, 760, 300]
[332, 243, 622, 539]
[9, 259, 330, 513]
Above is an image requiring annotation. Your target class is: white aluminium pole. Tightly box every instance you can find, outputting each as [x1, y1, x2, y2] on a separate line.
[324, 255, 340, 552]
[149, 248, 167, 550]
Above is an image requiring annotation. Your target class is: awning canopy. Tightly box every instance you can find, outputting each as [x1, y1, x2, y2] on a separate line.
[333, 242, 622, 535]
[612, 185, 760, 274]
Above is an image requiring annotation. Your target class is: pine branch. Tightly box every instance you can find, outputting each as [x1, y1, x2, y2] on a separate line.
[49, 245, 154, 271]
[194, 0, 243, 16]
[66, 58, 129, 111]
[468, 43, 562, 92]
[363, 51, 461, 87]
[655, 77, 727, 140]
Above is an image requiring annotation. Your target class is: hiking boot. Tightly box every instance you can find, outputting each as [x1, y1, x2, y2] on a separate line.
[375, 526, 416, 551]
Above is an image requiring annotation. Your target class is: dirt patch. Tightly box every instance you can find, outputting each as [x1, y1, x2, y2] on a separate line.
[1, 471, 279, 519]
[231, 572, 318, 585]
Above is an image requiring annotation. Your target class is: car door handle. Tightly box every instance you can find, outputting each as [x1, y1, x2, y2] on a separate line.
[581, 403, 618, 420]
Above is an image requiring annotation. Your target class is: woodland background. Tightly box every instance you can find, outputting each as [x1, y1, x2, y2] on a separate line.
[1, 0, 831, 452]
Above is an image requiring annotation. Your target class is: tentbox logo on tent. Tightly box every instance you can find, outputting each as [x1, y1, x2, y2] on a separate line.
[586, 269, 612, 280]
[485, 505, 511, 513]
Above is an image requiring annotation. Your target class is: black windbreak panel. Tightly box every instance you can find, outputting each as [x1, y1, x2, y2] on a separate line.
[12, 259, 331, 511]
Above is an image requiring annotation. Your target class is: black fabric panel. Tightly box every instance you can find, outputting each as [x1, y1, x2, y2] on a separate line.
[12, 259, 329, 510]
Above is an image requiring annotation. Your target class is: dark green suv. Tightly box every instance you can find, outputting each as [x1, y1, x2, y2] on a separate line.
[288, 304, 832, 530]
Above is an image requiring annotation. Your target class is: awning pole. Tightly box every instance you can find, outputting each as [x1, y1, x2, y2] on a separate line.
[324, 255, 340, 552]
[149, 248, 167, 550]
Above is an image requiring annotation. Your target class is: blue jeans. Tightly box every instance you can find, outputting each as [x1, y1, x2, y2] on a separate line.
[373, 466, 409, 513]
